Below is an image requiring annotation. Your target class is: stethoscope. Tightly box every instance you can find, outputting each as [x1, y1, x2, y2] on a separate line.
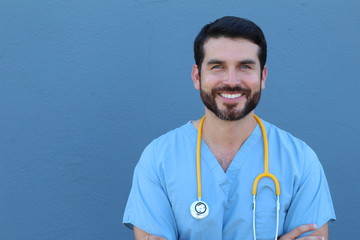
[190, 114, 281, 240]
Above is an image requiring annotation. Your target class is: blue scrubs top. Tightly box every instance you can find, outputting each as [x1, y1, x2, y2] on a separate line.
[123, 119, 336, 240]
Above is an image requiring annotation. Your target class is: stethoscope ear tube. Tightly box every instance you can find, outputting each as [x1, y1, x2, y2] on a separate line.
[252, 194, 280, 240]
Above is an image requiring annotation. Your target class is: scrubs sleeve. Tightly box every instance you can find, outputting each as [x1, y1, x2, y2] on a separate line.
[283, 146, 336, 237]
[123, 142, 178, 240]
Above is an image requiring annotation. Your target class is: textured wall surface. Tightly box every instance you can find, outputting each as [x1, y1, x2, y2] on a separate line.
[1, 0, 359, 239]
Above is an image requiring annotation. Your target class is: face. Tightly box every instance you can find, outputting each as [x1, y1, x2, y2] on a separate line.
[192, 37, 267, 121]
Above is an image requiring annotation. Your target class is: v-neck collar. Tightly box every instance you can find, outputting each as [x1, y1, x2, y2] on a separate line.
[185, 121, 263, 196]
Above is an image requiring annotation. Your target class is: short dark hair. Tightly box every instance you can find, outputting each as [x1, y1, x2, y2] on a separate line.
[194, 16, 267, 72]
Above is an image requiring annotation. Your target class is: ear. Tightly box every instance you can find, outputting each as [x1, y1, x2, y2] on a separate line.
[191, 64, 201, 90]
[260, 65, 268, 90]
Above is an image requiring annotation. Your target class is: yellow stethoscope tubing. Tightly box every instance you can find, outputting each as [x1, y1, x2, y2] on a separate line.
[196, 114, 280, 199]
[252, 114, 280, 196]
[251, 115, 280, 240]
[196, 115, 206, 200]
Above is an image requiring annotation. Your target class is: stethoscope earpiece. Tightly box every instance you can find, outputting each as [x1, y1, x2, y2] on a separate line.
[190, 200, 209, 220]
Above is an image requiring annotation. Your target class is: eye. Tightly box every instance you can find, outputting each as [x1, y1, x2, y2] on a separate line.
[239, 65, 251, 69]
[211, 65, 224, 70]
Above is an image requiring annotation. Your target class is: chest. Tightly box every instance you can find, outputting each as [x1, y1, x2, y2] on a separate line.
[213, 151, 236, 172]
[167, 163, 288, 240]
[210, 146, 240, 172]
[163, 139, 297, 238]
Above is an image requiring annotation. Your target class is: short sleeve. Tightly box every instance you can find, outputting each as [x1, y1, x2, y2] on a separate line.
[283, 146, 336, 237]
[123, 142, 178, 240]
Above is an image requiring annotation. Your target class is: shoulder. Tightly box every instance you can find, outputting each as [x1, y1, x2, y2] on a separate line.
[134, 122, 196, 187]
[139, 122, 196, 164]
[263, 120, 313, 150]
[150, 121, 195, 149]
[262, 120, 327, 192]
[263, 119, 319, 166]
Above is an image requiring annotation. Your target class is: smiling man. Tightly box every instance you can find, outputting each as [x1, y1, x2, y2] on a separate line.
[123, 16, 336, 240]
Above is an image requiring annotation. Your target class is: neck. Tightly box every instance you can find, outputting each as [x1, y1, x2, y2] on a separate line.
[193, 109, 258, 171]
[202, 109, 257, 147]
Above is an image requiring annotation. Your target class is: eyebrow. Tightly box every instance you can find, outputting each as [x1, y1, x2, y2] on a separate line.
[206, 59, 225, 65]
[238, 59, 257, 65]
[206, 59, 257, 66]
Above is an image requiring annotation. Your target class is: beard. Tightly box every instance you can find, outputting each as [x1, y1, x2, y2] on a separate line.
[200, 84, 262, 121]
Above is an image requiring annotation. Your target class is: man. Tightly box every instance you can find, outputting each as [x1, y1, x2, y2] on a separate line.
[123, 16, 335, 240]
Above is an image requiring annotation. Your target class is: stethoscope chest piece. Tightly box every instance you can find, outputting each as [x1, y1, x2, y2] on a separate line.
[190, 200, 209, 220]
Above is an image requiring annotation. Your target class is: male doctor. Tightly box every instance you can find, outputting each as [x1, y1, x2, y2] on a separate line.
[123, 16, 335, 240]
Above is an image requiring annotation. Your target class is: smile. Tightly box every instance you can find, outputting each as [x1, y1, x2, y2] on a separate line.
[219, 93, 243, 99]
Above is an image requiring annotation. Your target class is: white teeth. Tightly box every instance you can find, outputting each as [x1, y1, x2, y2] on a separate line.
[220, 93, 242, 99]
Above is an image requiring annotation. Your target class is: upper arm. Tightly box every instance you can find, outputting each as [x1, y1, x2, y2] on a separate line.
[123, 143, 178, 239]
[283, 146, 335, 235]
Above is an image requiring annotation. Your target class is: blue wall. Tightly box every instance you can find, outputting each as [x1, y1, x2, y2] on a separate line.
[1, 0, 359, 239]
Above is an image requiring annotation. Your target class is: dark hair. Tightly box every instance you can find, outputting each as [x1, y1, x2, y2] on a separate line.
[194, 16, 267, 72]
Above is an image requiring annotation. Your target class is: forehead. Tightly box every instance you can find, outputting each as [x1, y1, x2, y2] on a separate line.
[203, 37, 260, 63]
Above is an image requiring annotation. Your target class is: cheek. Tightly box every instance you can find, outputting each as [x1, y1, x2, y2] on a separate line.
[246, 76, 262, 88]
[199, 77, 217, 90]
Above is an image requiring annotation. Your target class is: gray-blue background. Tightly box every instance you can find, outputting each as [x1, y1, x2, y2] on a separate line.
[1, 0, 359, 239]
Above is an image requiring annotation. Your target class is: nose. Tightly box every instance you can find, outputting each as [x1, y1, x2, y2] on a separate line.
[224, 67, 240, 85]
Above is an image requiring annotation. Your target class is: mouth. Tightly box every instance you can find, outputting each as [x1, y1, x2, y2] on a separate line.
[219, 93, 243, 99]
